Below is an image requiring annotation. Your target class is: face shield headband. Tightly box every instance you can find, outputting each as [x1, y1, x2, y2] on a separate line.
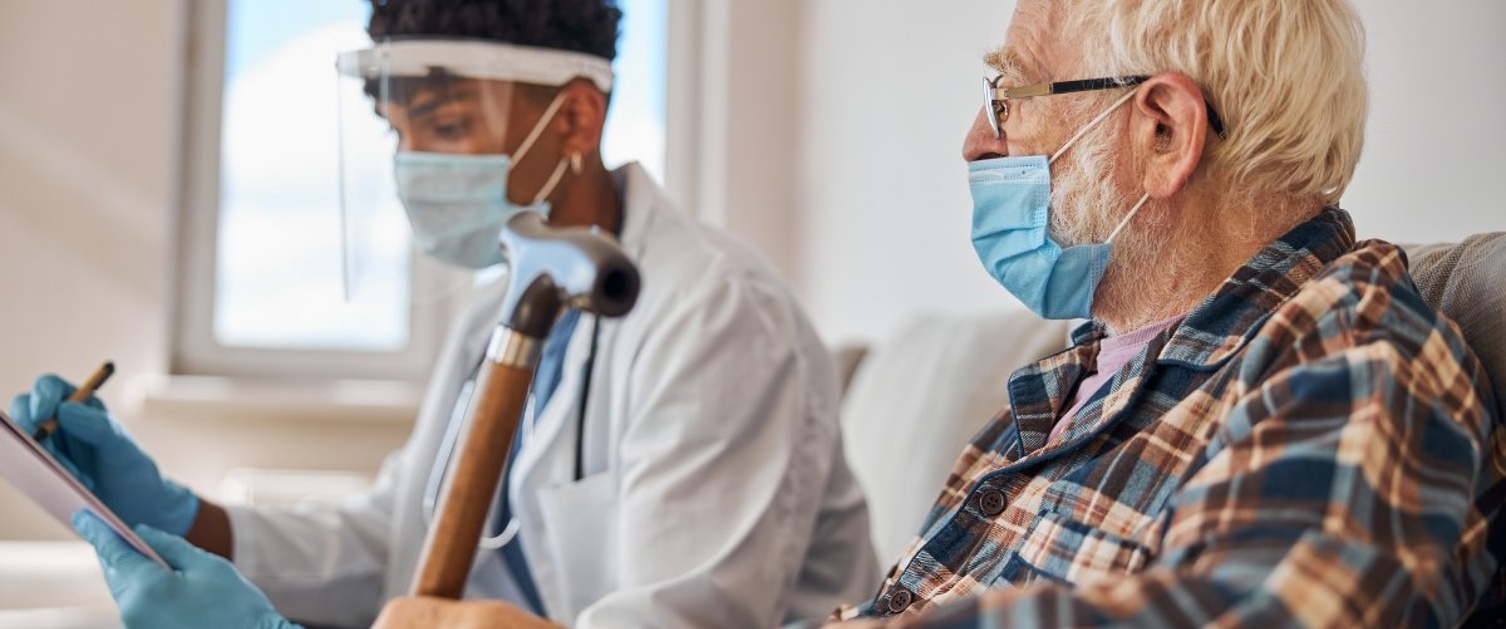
[336, 39, 614, 91]
[333, 40, 615, 287]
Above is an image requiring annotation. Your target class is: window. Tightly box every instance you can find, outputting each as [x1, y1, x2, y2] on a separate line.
[175, 0, 669, 381]
[602, 0, 669, 184]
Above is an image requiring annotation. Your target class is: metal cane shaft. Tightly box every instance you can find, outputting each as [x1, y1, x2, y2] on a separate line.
[412, 329, 541, 599]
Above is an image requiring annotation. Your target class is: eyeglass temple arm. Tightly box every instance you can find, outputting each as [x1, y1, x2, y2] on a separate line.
[990, 75, 1227, 139]
[990, 76, 1149, 100]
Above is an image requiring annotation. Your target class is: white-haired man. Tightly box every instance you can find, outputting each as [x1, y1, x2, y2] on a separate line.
[817, 0, 1505, 626]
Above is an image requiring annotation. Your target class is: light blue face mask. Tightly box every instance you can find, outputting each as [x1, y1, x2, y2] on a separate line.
[394, 93, 571, 269]
[969, 90, 1150, 320]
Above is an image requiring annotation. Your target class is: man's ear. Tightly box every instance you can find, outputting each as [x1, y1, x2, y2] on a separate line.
[1129, 73, 1209, 199]
[557, 80, 608, 160]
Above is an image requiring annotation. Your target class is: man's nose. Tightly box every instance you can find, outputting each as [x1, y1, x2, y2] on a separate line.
[962, 107, 1009, 162]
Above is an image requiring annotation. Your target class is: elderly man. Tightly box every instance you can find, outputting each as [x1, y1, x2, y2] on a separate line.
[822, 0, 1506, 626]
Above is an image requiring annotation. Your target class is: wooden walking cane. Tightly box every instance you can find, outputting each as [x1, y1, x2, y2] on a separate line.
[410, 210, 641, 600]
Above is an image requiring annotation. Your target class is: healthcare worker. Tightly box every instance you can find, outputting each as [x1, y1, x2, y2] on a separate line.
[9, 1, 879, 627]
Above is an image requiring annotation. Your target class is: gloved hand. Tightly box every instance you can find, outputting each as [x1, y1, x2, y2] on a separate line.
[74, 511, 301, 629]
[10, 374, 199, 535]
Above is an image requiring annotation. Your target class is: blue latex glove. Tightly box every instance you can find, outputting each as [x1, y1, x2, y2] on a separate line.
[74, 511, 301, 629]
[10, 374, 199, 535]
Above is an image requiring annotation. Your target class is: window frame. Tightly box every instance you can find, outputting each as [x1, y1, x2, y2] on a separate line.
[171, 0, 458, 381]
[171, 0, 692, 382]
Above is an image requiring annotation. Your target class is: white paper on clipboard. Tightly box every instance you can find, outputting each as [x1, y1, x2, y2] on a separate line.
[0, 409, 170, 567]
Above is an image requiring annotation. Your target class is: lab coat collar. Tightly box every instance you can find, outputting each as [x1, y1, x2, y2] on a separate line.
[507, 162, 660, 489]
[456, 162, 660, 375]
[609, 161, 660, 263]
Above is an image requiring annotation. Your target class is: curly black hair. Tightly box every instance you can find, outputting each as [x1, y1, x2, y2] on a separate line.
[367, 0, 623, 61]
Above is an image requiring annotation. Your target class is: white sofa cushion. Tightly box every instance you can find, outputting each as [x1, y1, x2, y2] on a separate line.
[0, 541, 117, 629]
[840, 311, 1069, 562]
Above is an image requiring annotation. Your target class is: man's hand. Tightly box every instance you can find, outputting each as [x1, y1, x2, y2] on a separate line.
[374, 596, 566, 629]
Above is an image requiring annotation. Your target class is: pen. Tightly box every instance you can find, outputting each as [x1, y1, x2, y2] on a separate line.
[32, 361, 115, 441]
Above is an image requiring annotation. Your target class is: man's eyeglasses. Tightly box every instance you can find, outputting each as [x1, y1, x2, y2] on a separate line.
[982, 75, 1228, 140]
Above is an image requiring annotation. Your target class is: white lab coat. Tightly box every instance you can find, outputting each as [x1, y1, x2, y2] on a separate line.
[225, 164, 880, 628]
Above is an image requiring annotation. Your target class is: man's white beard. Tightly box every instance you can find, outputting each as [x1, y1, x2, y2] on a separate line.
[1047, 114, 1141, 249]
[1045, 108, 1179, 325]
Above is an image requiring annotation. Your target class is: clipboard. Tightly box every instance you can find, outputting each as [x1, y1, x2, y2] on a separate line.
[0, 409, 170, 567]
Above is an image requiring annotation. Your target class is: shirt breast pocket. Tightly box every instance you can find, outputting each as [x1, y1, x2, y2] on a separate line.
[1002, 509, 1152, 588]
[535, 470, 620, 619]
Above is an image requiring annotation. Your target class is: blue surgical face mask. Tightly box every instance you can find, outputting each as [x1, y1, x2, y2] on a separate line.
[394, 93, 570, 269]
[968, 90, 1150, 320]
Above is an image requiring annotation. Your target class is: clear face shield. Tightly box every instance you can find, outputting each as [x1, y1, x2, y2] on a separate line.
[335, 40, 614, 294]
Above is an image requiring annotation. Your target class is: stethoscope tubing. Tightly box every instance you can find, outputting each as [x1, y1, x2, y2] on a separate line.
[422, 316, 600, 552]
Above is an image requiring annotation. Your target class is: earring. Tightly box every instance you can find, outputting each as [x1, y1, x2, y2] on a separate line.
[570, 153, 584, 175]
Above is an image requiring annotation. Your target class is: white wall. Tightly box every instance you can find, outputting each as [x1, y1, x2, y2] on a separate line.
[680, 0, 804, 285]
[0, 2, 178, 398]
[1345, 0, 1506, 243]
[793, 0, 1506, 345]
[0, 1, 412, 540]
[794, 0, 1019, 346]
[0, 0, 182, 539]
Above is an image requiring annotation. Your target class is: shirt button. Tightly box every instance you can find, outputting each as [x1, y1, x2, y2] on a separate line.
[885, 589, 913, 614]
[976, 488, 1006, 517]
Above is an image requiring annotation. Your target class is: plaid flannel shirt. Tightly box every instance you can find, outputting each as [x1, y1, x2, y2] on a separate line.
[835, 208, 1505, 627]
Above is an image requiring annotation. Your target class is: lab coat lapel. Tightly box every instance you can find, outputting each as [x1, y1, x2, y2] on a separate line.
[506, 311, 595, 621]
[516, 164, 657, 621]
[509, 313, 598, 491]
[514, 161, 656, 491]
[509, 162, 657, 489]
[461, 275, 511, 370]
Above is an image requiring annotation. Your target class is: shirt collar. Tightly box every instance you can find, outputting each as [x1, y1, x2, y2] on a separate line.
[1071, 207, 1358, 370]
[1162, 207, 1357, 369]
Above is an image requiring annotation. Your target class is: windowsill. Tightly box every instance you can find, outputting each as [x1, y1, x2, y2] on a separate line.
[131, 374, 424, 424]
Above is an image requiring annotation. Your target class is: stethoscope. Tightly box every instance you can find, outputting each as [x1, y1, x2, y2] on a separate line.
[421, 315, 602, 550]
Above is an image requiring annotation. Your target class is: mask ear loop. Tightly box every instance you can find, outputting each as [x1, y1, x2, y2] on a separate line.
[511, 91, 574, 206]
[1045, 87, 1151, 245]
[1105, 193, 1151, 244]
[531, 158, 570, 206]
[1049, 88, 1142, 165]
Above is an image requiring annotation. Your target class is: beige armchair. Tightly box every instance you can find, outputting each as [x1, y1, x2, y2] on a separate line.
[1406, 234, 1506, 413]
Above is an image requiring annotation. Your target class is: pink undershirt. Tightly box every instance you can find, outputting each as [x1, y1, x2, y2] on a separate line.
[1050, 315, 1185, 442]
